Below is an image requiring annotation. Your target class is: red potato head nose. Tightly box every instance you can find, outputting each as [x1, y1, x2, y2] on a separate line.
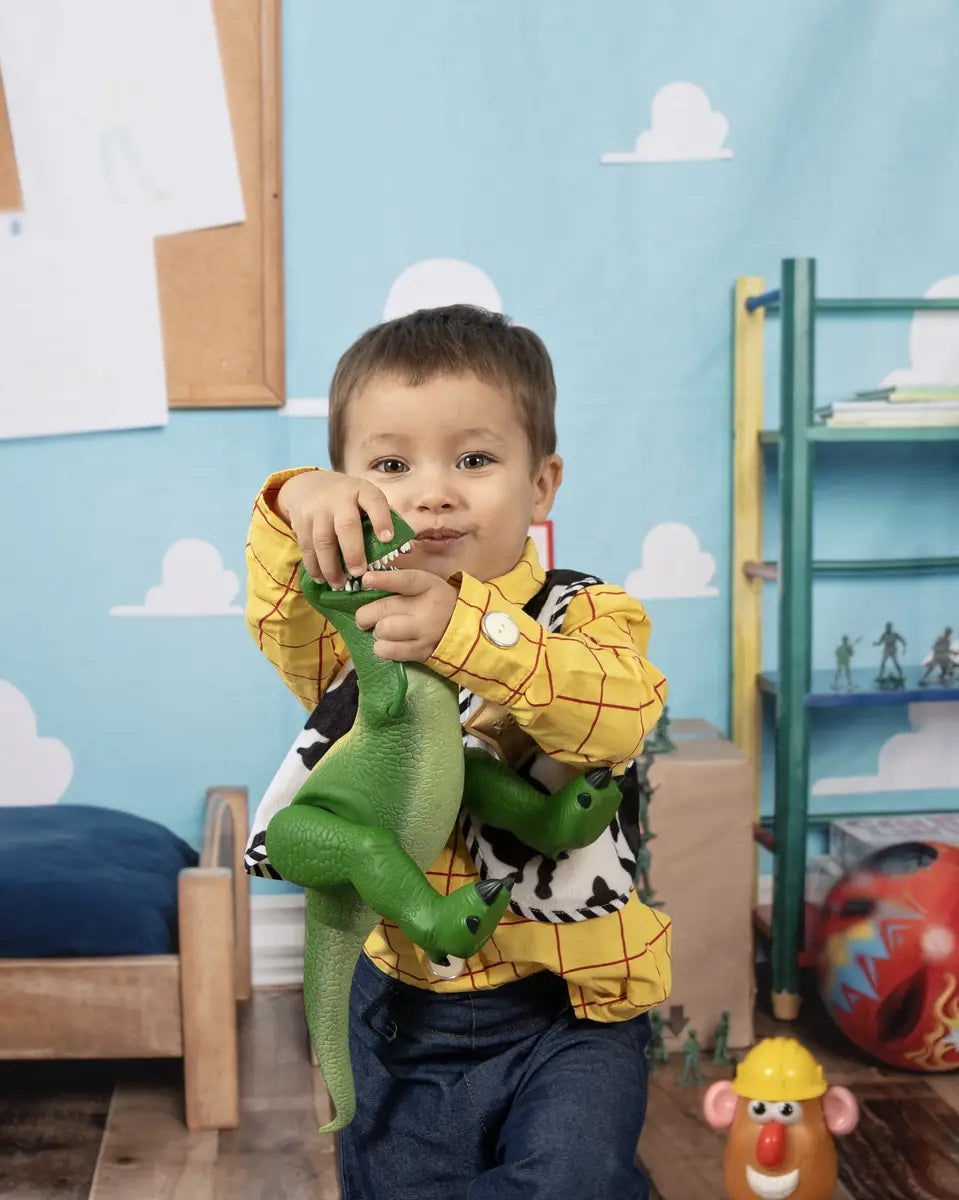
[756, 1121, 786, 1168]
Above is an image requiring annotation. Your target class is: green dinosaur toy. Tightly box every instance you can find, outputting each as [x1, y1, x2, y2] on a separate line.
[264, 511, 626, 1132]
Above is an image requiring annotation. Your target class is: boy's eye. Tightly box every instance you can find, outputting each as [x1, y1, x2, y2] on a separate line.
[373, 458, 407, 474]
[458, 452, 492, 469]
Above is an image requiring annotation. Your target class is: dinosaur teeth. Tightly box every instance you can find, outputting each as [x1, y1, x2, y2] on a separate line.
[368, 541, 413, 571]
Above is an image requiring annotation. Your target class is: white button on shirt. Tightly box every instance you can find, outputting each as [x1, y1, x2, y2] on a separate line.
[481, 610, 521, 648]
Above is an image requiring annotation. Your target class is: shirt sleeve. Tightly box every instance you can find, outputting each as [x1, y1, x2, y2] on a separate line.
[425, 574, 668, 769]
[245, 469, 349, 709]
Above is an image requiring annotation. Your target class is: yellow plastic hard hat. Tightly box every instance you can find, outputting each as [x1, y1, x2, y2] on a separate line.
[732, 1037, 827, 1101]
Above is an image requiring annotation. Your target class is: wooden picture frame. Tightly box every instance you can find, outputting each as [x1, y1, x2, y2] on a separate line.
[0, 0, 284, 412]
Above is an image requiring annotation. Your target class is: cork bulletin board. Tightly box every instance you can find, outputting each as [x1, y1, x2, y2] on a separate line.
[0, 0, 284, 410]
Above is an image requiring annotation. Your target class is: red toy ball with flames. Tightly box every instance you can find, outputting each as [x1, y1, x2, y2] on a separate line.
[815, 840, 959, 1072]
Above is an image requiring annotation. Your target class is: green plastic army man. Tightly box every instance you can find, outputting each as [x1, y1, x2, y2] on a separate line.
[713, 1010, 734, 1066]
[831, 635, 860, 692]
[874, 622, 906, 688]
[647, 1011, 670, 1068]
[677, 1029, 704, 1086]
[636, 842, 658, 907]
[644, 706, 676, 754]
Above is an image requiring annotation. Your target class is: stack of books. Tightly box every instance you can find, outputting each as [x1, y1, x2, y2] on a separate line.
[816, 385, 959, 427]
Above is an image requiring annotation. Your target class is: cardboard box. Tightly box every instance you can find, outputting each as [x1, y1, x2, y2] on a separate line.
[646, 720, 755, 1051]
[829, 813, 959, 870]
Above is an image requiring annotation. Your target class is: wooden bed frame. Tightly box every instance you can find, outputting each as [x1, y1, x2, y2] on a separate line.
[0, 787, 251, 1131]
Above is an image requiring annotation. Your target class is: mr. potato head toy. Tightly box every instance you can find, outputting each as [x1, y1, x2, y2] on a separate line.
[703, 1038, 859, 1200]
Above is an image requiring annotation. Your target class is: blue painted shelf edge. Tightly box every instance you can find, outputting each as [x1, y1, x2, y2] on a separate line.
[758, 667, 959, 708]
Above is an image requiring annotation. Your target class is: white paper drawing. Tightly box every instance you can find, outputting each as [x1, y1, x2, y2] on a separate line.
[528, 521, 553, 571]
[882, 276, 959, 387]
[0, 0, 244, 238]
[624, 523, 719, 599]
[383, 259, 502, 320]
[601, 83, 733, 164]
[0, 680, 73, 806]
[813, 703, 959, 795]
[0, 232, 168, 440]
[110, 539, 242, 617]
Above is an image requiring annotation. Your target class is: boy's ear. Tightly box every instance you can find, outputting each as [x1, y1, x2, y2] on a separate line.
[531, 454, 563, 522]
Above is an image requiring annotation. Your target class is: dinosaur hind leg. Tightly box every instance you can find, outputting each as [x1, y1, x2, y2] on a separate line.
[462, 749, 625, 861]
[266, 805, 514, 961]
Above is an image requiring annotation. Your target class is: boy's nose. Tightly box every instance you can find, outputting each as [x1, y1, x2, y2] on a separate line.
[412, 473, 460, 512]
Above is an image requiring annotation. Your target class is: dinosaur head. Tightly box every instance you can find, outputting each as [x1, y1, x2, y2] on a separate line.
[298, 509, 416, 618]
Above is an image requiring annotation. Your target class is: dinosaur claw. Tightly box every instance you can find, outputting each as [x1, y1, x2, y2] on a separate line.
[584, 767, 613, 789]
[476, 874, 516, 905]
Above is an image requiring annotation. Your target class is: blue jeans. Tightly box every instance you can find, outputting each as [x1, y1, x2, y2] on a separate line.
[337, 952, 652, 1199]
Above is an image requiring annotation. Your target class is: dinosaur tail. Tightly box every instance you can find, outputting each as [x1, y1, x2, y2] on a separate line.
[303, 891, 372, 1134]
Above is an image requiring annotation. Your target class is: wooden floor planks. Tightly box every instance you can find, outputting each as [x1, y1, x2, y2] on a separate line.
[0, 1060, 113, 1200]
[90, 989, 339, 1200]
[2, 977, 959, 1198]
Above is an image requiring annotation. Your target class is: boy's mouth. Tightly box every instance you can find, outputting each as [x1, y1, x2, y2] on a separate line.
[415, 528, 465, 542]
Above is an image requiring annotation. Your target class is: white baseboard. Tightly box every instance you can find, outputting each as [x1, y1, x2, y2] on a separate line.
[251, 893, 305, 987]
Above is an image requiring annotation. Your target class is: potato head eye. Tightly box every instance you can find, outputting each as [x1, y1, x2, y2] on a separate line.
[776, 1101, 803, 1125]
[748, 1100, 773, 1123]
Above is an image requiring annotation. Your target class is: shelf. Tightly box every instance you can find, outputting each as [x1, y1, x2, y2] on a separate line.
[745, 291, 959, 314]
[757, 805, 959, 833]
[758, 667, 959, 708]
[743, 557, 959, 581]
[760, 426, 959, 444]
[747, 558, 959, 579]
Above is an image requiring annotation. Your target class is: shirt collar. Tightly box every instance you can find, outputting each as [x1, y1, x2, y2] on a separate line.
[484, 537, 546, 607]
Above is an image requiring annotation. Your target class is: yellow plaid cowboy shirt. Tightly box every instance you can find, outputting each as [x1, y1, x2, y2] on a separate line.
[246, 469, 672, 1021]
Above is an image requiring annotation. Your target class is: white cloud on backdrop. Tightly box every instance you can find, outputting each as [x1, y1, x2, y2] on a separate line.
[813, 703, 959, 795]
[601, 83, 733, 164]
[0, 680, 73, 805]
[109, 538, 241, 616]
[625, 522, 719, 599]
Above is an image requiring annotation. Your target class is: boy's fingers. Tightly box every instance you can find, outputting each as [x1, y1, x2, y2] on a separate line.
[332, 505, 369, 578]
[372, 639, 423, 662]
[289, 514, 324, 582]
[357, 482, 394, 543]
[300, 545, 322, 582]
[367, 616, 418, 644]
[354, 595, 404, 628]
[361, 568, 430, 595]
[311, 522, 347, 589]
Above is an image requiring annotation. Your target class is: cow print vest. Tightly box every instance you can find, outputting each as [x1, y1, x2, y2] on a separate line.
[245, 569, 642, 923]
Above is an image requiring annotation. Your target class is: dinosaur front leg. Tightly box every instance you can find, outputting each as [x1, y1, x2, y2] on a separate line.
[462, 748, 624, 861]
[266, 804, 514, 961]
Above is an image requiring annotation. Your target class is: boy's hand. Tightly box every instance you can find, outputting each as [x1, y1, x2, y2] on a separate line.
[355, 569, 458, 662]
[276, 470, 394, 589]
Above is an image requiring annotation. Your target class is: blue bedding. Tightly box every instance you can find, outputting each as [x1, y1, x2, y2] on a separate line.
[0, 805, 199, 957]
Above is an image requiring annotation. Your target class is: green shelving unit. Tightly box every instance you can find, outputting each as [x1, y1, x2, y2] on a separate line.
[730, 258, 959, 1021]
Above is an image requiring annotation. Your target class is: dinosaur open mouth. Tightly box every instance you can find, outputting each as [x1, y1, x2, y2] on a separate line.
[342, 540, 413, 591]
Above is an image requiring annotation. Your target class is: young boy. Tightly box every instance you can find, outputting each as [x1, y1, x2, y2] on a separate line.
[245, 304, 670, 1199]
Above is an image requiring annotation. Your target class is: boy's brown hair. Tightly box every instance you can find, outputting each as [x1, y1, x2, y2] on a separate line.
[327, 305, 557, 470]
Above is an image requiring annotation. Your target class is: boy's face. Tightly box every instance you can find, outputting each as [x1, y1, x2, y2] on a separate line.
[340, 372, 562, 583]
